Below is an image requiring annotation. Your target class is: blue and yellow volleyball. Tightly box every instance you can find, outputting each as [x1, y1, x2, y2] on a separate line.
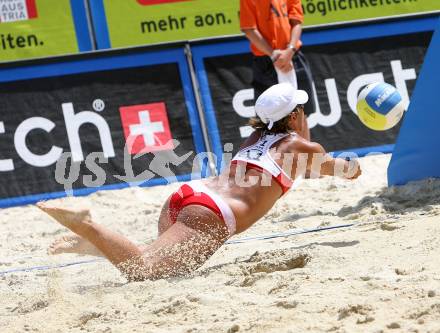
[356, 82, 406, 131]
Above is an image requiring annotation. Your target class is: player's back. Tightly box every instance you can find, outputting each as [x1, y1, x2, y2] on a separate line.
[203, 130, 311, 233]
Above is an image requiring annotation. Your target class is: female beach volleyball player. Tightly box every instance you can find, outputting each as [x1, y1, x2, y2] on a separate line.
[38, 83, 361, 281]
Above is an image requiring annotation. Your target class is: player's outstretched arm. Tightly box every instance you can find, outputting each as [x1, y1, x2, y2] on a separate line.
[297, 140, 362, 180]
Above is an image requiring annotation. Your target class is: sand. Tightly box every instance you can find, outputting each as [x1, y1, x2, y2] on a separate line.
[1, 153, 440, 333]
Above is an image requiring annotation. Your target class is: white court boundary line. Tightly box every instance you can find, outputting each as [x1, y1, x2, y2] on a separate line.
[0, 223, 354, 275]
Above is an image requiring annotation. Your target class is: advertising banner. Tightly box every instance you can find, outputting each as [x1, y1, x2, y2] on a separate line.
[91, 0, 439, 48]
[302, 0, 439, 27]
[0, 49, 205, 207]
[91, 0, 239, 49]
[192, 20, 433, 170]
[0, 0, 91, 62]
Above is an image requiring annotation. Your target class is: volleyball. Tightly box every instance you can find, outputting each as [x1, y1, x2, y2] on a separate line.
[356, 82, 406, 131]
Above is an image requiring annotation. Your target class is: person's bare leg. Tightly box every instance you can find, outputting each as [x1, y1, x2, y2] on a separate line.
[140, 205, 229, 278]
[157, 197, 173, 236]
[38, 202, 228, 281]
[37, 202, 145, 279]
[48, 197, 175, 256]
[48, 234, 103, 256]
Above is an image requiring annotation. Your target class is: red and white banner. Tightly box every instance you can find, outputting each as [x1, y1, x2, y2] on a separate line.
[0, 0, 37, 23]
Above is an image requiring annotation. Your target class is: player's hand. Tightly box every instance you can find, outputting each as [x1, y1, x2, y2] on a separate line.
[344, 159, 362, 180]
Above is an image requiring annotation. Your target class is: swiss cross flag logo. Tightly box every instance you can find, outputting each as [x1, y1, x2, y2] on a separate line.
[119, 103, 174, 154]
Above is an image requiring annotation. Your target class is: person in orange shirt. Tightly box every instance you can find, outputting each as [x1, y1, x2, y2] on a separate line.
[240, 0, 315, 140]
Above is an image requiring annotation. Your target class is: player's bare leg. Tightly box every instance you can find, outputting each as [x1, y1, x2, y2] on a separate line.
[37, 202, 228, 281]
[48, 234, 103, 256]
[48, 198, 174, 257]
[37, 201, 146, 279]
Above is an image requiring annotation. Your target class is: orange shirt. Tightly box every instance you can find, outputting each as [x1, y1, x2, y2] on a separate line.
[240, 0, 304, 56]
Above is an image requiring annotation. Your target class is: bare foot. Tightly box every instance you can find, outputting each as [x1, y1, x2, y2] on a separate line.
[37, 202, 91, 232]
[48, 234, 103, 256]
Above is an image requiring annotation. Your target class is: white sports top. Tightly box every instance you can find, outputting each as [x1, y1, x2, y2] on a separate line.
[231, 132, 296, 194]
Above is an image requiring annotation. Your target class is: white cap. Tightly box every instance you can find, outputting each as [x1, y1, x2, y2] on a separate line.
[255, 83, 309, 130]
